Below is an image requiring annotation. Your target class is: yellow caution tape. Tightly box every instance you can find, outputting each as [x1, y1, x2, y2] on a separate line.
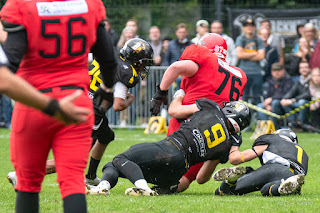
[240, 98, 320, 119]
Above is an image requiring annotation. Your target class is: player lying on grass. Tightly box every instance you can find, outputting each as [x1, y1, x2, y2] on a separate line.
[213, 129, 308, 196]
[85, 94, 251, 196]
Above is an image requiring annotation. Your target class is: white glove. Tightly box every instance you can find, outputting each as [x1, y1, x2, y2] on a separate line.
[173, 89, 185, 99]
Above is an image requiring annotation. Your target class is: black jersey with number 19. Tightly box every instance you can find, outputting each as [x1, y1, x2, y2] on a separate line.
[172, 99, 232, 166]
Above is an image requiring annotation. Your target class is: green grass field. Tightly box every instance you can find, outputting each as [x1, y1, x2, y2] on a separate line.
[1, 128, 320, 213]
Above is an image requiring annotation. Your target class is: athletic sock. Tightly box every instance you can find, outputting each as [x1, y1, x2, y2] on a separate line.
[86, 157, 100, 179]
[63, 193, 87, 213]
[16, 191, 39, 213]
[134, 179, 151, 191]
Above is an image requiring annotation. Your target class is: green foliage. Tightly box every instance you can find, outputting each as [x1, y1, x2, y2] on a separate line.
[1, 128, 320, 212]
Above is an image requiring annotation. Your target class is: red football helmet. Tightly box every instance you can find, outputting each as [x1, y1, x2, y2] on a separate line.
[198, 33, 227, 59]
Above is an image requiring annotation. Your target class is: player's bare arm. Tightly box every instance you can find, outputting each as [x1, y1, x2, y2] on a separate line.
[159, 60, 199, 90]
[168, 94, 199, 119]
[195, 160, 220, 184]
[228, 145, 268, 165]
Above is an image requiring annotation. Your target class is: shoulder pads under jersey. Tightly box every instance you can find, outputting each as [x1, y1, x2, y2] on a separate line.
[2, 20, 25, 32]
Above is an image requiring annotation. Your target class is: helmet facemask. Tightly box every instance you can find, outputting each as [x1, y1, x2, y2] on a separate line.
[134, 58, 154, 80]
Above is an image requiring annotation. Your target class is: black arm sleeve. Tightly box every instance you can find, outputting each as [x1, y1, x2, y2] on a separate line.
[3, 29, 28, 73]
[91, 23, 117, 88]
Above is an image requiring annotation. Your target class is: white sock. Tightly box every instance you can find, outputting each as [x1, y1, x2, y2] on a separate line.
[99, 180, 111, 190]
[134, 179, 151, 191]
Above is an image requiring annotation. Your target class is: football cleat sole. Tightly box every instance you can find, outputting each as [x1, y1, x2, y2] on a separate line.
[278, 174, 305, 195]
[7, 171, 17, 188]
[85, 184, 110, 196]
[125, 187, 158, 196]
[213, 166, 246, 182]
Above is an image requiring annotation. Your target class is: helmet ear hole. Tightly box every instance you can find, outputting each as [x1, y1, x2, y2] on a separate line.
[222, 101, 251, 132]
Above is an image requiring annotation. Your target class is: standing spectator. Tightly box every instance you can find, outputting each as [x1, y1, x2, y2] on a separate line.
[164, 23, 192, 66]
[257, 63, 294, 129]
[191, 19, 209, 44]
[259, 19, 285, 65]
[164, 23, 192, 89]
[1, 0, 117, 212]
[126, 19, 139, 37]
[116, 26, 136, 50]
[160, 36, 172, 66]
[211, 20, 238, 66]
[235, 16, 265, 105]
[286, 37, 313, 78]
[309, 67, 320, 128]
[292, 23, 305, 50]
[149, 26, 162, 66]
[258, 27, 279, 81]
[309, 31, 320, 69]
[281, 61, 311, 127]
[293, 23, 317, 53]
[102, 18, 119, 47]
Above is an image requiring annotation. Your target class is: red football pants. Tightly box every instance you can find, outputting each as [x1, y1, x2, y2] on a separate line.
[167, 117, 203, 182]
[10, 88, 94, 198]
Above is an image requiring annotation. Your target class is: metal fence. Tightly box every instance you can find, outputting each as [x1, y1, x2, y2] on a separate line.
[107, 66, 176, 128]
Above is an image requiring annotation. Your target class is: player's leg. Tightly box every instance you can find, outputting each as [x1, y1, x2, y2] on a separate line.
[85, 162, 118, 195]
[86, 114, 114, 185]
[53, 91, 94, 213]
[10, 103, 53, 212]
[261, 174, 305, 196]
[177, 162, 204, 193]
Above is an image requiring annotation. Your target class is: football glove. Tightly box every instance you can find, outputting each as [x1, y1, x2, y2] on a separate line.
[150, 85, 168, 116]
[230, 133, 242, 147]
[93, 87, 114, 113]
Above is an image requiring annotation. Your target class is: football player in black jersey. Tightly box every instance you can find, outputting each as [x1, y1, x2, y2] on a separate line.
[85, 94, 251, 196]
[213, 129, 308, 196]
[86, 38, 154, 185]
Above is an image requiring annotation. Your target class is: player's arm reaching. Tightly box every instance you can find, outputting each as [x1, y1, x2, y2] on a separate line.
[228, 145, 268, 165]
[168, 89, 199, 119]
[150, 60, 199, 115]
[90, 21, 118, 111]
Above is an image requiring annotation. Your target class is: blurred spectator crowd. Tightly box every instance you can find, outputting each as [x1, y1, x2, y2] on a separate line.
[1, 15, 320, 131]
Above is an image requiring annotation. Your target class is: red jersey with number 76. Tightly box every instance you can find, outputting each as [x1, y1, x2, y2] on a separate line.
[167, 44, 247, 136]
[0, 0, 106, 90]
[180, 44, 247, 106]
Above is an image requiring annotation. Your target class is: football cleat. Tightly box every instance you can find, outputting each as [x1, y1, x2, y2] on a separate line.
[7, 171, 17, 187]
[85, 180, 110, 196]
[278, 174, 305, 195]
[125, 187, 158, 196]
[213, 166, 246, 182]
[85, 176, 101, 186]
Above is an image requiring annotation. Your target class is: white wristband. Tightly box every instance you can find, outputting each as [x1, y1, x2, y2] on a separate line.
[173, 89, 185, 99]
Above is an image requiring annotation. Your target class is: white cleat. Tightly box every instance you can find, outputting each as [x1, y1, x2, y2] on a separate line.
[85, 180, 110, 196]
[125, 187, 158, 196]
[85, 176, 101, 186]
[213, 166, 246, 182]
[7, 171, 17, 187]
[278, 174, 305, 195]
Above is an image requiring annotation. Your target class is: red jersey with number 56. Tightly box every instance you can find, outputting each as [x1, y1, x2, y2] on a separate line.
[0, 0, 106, 90]
[180, 44, 247, 106]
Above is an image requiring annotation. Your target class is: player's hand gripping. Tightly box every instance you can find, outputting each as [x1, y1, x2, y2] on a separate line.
[93, 86, 114, 113]
[56, 90, 91, 125]
[150, 85, 168, 115]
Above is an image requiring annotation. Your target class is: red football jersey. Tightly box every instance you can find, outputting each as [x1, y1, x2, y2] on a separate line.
[0, 0, 106, 90]
[167, 44, 247, 135]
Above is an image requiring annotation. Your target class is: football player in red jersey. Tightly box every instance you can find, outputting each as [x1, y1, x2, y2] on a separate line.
[0, 45, 90, 125]
[1, 0, 117, 212]
[150, 33, 248, 192]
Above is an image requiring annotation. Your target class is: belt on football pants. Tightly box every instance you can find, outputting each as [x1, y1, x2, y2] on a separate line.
[39, 85, 84, 93]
